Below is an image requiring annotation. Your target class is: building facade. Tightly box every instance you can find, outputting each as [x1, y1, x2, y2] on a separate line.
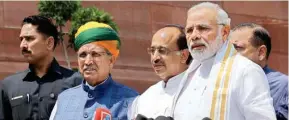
[0, 1, 287, 93]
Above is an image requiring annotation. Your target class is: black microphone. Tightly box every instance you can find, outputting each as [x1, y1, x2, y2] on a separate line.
[135, 114, 154, 120]
[155, 116, 174, 120]
[202, 117, 212, 120]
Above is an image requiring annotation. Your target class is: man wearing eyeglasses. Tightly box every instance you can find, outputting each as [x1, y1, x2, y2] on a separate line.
[172, 2, 276, 120]
[49, 21, 138, 120]
[128, 24, 192, 120]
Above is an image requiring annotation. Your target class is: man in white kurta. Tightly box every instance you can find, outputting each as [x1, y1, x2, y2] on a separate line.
[130, 71, 185, 119]
[128, 25, 191, 119]
[172, 2, 276, 120]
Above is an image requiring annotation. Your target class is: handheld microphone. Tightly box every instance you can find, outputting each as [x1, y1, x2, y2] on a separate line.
[202, 117, 212, 120]
[92, 108, 112, 120]
[155, 116, 174, 120]
[135, 114, 154, 120]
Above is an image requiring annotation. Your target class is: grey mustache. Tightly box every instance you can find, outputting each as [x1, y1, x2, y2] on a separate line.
[233, 44, 239, 49]
[83, 67, 96, 71]
[153, 62, 165, 67]
[152, 59, 165, 65]
[21, 49, 31, 54]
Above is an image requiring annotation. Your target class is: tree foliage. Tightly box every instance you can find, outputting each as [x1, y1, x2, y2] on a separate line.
[38, 1, 81, 68]
[37, 1, 118, 51]
[68, 7, 118, 49]
[38, 1, 81, 26]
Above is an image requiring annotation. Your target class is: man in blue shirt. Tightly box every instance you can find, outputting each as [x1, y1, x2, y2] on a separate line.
[49, 21, 138, 120]
[230, 23, 288, 120]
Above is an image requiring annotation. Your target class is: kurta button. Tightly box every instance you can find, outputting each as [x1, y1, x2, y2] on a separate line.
[50, 93, 55, 99]
[83, 112, 88, 118]
[88, 93, 93, 98]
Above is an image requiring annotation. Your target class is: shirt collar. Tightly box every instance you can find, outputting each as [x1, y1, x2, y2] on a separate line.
[27, 58, 62, 75]
[263, 65, 271, 74]
[187, 55, 215, 74]
[23, 58, 62, 81]
[82, 74, 113, 93]
[162, 71, 186, 94]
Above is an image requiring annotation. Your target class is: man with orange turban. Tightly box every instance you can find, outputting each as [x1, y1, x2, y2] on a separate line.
[49, 21, 139, 120]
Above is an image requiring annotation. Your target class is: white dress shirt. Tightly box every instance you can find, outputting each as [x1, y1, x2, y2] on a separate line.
[128, 71, 186, 119]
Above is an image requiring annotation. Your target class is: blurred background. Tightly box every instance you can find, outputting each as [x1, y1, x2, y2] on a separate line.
[0, 1, 287, 93]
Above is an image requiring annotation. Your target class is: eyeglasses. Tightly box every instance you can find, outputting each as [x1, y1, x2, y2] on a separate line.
[77, 51, 109, 61]
[147, 46, 181, 56]
[185, 23, 225, 35]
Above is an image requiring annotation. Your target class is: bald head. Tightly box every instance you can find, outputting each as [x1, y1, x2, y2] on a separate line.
[152, 27, 182, 47]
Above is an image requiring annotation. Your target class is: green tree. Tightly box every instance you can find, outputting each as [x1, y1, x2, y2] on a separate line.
[38, 1, 81, 69]
[68, 7, 118, 49]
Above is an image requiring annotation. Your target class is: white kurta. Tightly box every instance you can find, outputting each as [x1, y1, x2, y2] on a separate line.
[128, 71, 185, 119]
[173, 41, 276, 120]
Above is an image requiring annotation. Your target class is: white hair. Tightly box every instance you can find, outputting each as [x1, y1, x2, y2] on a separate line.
[188, 26, 224, 61]
[188, 2, 231, 26]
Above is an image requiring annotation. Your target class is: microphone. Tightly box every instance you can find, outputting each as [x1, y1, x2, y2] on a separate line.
[202, 117, 212, 120]
[135, 114, 154, 120]
[92, 108, 112, 120]
[155, 116, 174, 120]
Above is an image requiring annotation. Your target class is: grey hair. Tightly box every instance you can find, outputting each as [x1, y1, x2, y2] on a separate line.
[104, 49, 112, 56]
[188, 2, 231, 26]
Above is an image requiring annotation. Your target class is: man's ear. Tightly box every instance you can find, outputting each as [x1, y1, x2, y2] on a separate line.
[46, 36, 55, 50]
[258, 45, 267, 61]
[180, 49, 189, 64]
[222, 25, 231, 41]
[109, 56, 116, 70]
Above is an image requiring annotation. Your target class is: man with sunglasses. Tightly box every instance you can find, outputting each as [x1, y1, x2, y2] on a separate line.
[172, 2, 276, 120]
[128, 24, 192, 120]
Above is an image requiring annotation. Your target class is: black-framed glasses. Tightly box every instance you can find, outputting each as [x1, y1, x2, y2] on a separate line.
[147, 46, 181, 56]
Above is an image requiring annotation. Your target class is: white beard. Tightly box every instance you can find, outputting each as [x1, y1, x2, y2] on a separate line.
[188, 27, 224, 62]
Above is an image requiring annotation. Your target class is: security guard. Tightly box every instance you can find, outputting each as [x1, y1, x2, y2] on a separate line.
[0, 15, 82, 120]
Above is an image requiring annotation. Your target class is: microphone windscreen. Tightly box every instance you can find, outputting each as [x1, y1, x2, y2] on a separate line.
[202, 117, 212, 120]
[166, 117, 174, 120]
[135, 114, 149, 120]
[155, 116, 174, 120]
[92, 108, 112, 120]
